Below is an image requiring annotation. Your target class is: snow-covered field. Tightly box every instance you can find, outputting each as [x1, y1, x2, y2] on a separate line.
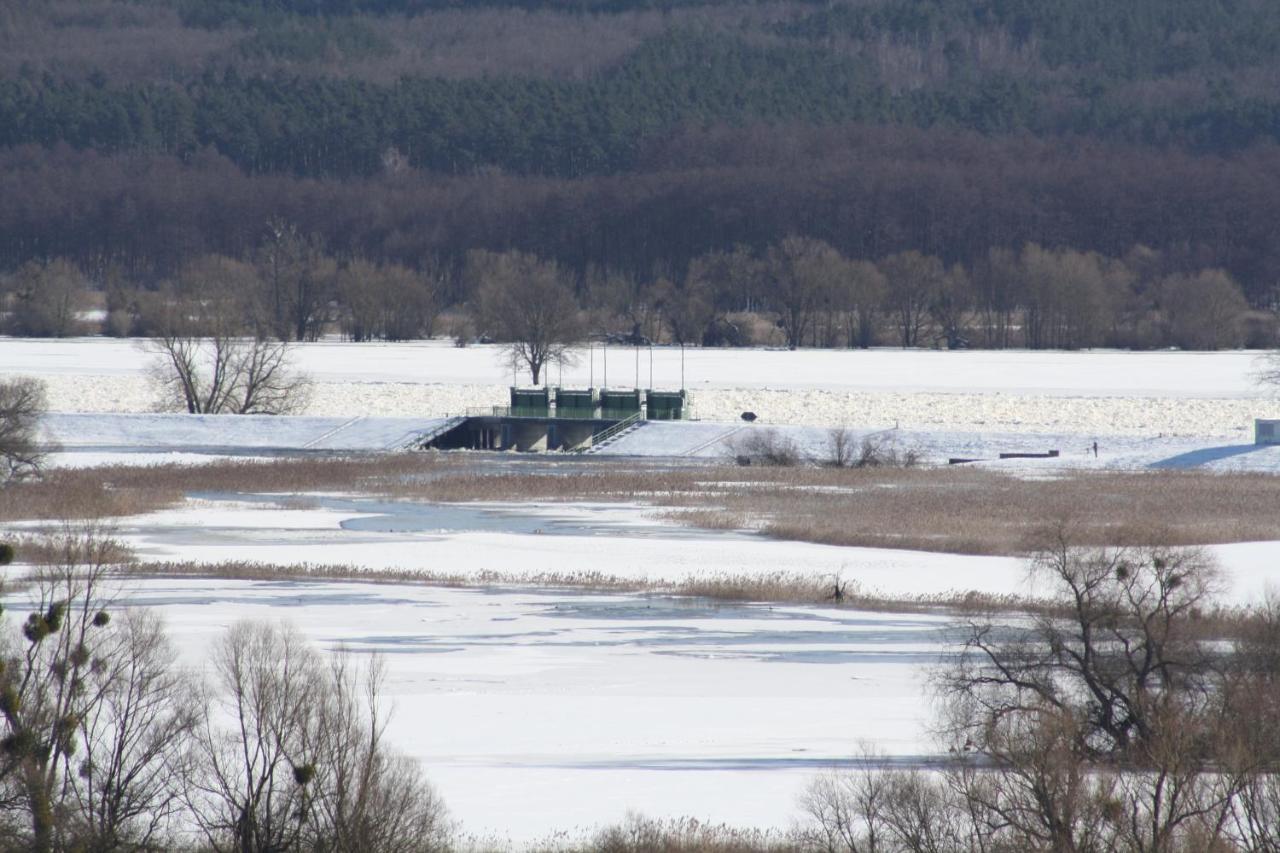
[9, 337, 1280, 436]
[9, 336, 1280, 841]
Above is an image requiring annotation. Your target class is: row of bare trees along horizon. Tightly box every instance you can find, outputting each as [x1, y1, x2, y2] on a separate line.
[2, 233, 1263, 358]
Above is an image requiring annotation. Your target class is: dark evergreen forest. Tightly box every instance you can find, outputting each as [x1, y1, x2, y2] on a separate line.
[3, 0, 1280, 347]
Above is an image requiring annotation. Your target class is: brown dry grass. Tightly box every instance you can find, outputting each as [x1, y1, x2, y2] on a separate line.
[7, 454, 1280, 557]
[385, 462, 1280, 555]
[126, 560, 1038, 615]
[0, 454, 452, 522]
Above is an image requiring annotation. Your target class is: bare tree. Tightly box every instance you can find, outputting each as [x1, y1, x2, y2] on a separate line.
[1019, 245, 1116, 350]
[803, 533, 1280, 853]
[928, 264, 972, 350]
[469, 249, 582, 385]
[799, 754, 896, 853]
[0, 377, 50, 483]
[0, 526, 130, 852]
[189, 621, 449, 853]
[725, 428, 803, 466]
[305, 653, 450, 853]
[938, 535, 1223, 760]
[1160, 270, 1248, 350]
[144, 258, 310, 415]
[4, 259, 88, 338]
[767, 237, 844, 350]
[149, 332, 309, 415]
[337, 259, 442, 343]
[826, 426, 857, 468]
[188, 621, 321, 853]
[665, 277, 715, 346]
[257, 219, 335, 343]
[836, 260, 886, 349]
[879, 251, 944, 348]
[67, 609, 199, 851]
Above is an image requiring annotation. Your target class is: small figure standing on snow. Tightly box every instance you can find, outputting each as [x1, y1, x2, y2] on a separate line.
[1092, 441, 1098, 458]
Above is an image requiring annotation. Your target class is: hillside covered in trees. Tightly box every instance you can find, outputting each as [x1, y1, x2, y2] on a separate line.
[3, 0, 1280, 349]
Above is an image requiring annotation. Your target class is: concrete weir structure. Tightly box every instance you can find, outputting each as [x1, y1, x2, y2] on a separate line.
[425, 386, 687, 452]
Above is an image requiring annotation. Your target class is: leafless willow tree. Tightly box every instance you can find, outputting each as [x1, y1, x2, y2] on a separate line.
[469, 249, 583, 385]
[0, 526, 198, 853]
[938, 536, 1224, 760]
[337, 259, 443, 342]
[0, 377, 50, 482]
[257, 219, 336, 343]
[66, 609, 198, 852]
[187, 621, 321, 853]
[144, 256, 310, 415]
[4, 259, 87, 338]
[803, 533, 1280, 853]
[189, 621, 448, 853]
[767, 236, 845, 350]
[305, 654, 451, 853]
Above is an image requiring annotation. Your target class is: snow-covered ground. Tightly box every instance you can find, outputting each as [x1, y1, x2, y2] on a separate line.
[5, 337, 1268, 395]
[9, 337, 1280, 436]
[108, 496, 1031, 600]
[108, 576, 949, 844]
[93, 494, 1279, 609]
[10, 336, 1280, 841]
[36, 412, 1280, 473]
[11, 492, 1274, 842]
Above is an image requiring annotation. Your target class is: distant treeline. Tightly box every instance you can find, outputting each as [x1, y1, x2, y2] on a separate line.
[3, 126, 1280, 309]
[3, 231, 1261, 353]
[3, 0, 1280, 347]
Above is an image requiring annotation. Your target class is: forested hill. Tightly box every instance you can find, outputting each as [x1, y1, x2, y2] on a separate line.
[6, 2, 1280, 177]
[3, 0, 1280, 337]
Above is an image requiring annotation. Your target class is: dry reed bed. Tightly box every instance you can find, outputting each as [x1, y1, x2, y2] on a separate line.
[0, 454, 454, 522]
[123, 561, 1255, 631]
[6, 454, 1280, 557]
[127, 560, 1030, 615]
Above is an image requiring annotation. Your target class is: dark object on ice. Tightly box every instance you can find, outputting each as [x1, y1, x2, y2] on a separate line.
[740, 411, 758, 422]
[998, 450, 1060, 459]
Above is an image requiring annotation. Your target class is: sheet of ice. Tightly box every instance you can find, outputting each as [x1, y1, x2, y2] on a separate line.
[104, 496, 1032, 600]
[85, 492, 1280, 608]
[98, 577, 953, 842]
[81, 494, 1280, 607]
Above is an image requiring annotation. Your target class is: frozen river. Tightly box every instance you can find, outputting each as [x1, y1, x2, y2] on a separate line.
[109, 575, 955, 843]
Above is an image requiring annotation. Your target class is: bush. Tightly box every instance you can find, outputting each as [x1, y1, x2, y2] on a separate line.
[826, 428, 921, 468]
[0, 378, 51, 482]
[726, 428, 802, 466]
